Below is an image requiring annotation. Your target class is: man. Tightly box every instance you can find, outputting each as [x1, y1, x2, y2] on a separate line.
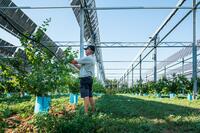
[71, 45, 95, 114]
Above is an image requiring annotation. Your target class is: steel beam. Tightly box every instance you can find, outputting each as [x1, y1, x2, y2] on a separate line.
[192, 0, 197, 99]
[1, 6, 200, 10]
[182, 58, 185, 74]
[154, 37, 157, 82]
[80, 4, 84, 58]
[139, 55, 142, 83]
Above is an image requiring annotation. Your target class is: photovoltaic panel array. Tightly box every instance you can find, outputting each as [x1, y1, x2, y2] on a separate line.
[0, 38, 17, 56]
[0, 0, 37, 36]
[0, 0, 63, 58]
[157, 45, 200, 70]
[71, 0, 100, 42]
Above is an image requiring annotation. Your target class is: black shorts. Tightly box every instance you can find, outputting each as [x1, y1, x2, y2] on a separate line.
[80, 77, 93, 98]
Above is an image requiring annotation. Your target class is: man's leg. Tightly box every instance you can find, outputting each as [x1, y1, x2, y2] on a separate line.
[88, 77, 95, 112]
[89, 97, 95, 112]
[80, 78, 90, 114]
[84, 96, 90, 113]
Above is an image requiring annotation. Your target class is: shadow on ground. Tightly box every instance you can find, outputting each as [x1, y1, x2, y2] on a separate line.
[93, 94, 200, 133]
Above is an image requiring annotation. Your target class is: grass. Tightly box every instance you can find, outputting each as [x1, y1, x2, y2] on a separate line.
[1, 94, 200, 133]
[95, 94, 200, 133]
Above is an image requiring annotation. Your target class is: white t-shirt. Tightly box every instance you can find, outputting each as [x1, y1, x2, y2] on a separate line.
[77, 55, 95, 78]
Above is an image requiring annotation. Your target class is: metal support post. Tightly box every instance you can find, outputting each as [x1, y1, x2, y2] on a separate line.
[80, 5, 84, 58]
[124, 74, 126, 85]
[139, 55, 142, 84]
[154, 36, 157, 82]
[127, 72, 129, 88]
[182, 58, 185, 75]
[192, 0, 197, 99]
[164, 66, 167, 78]
[132, 65, 134, 87]
[146, 75, 148, 82]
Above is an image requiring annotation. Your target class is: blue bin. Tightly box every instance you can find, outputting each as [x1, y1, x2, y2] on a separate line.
[69, 93, 78, 104]
[6, 93, 11, 97]
[143, 93, 148, 96]
[24, 93, 29, 96]
[156, 93, 161, 98]
[187, 94, 193, 101]
[34, 96, 51, 113]
[169, 93, 176, 99]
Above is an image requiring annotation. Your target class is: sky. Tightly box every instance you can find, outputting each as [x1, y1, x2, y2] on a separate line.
[1, 0, 200, 82]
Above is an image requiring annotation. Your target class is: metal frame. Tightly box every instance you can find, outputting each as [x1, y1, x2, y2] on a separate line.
[1, 6, 200, 10]
[0, 41, 196, 48]
[118, 0, 200, 99]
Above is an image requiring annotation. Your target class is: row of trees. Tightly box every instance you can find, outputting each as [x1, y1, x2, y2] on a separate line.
[112, 74, 199, 95]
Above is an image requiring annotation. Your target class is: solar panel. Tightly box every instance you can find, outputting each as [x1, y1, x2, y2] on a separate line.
[167, 61, 200, 76]
[0, 39, 17, 56]
[55, 48, 64, 59]
[71, 0, 100, 42]
[0, 0, 60, 58]
[13, 48, 26, 60]
[157, 46, 200, 70]
[0, 0, 37, 37]
[40, 32, 59, 55]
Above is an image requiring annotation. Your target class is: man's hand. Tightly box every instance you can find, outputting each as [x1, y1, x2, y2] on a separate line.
[71, 60, 80, 69]
[71, 60, 78, 64]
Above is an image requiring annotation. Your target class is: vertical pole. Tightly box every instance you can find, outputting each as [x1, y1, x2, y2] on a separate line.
[124, 74, 126, 86]
[77, 1, 85, 104]
[127, 72, 129, 88]
[121, 77, 124, 88]
[120, 78, 122, 88]
[123, 76, 125, 85]
[154, 37, 157, 82]
[117, 80, 120, 91]
[182, 58, 184, 75]
[139, 55, 142, 95]
[96, 63, 100, 80]
[80, 4, 84, 58]
[192, 0, 197, 99]
[132, 65, 134, 87]
[139, 55, 142, 84]
[146, 75, 148, 82]
[117, 81, 119, 89]
[164, 66, 167, 78]
[132, 65, 134, 94]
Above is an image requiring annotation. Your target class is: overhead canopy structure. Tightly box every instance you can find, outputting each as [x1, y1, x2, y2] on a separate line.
[0, 0, 37, 37]
[13, 48, 26, 60]
[0, 38, 28, 65]
[0, 38, 17, 56]
[0, 0, 62, 57]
